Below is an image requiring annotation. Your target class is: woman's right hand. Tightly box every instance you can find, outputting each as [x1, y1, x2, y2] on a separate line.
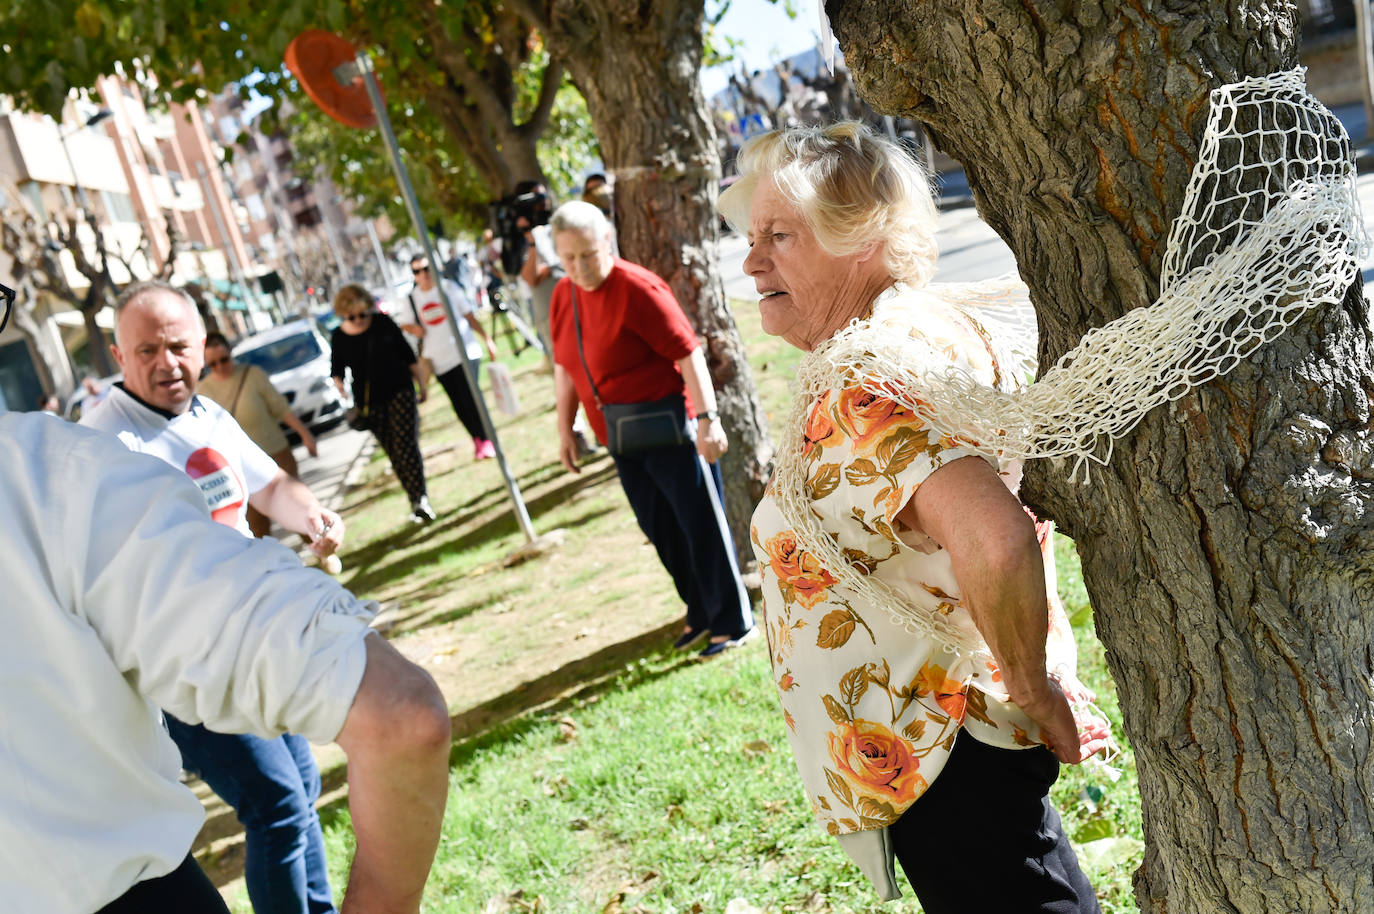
[558, 431, 581, 474]
[1016, 675, 1114, 765]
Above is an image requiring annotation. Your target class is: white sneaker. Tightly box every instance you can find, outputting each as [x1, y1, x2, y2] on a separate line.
[409, 496, 436, 524]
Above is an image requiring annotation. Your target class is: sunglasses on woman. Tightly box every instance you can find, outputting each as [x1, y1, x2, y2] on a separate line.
[345, 311, 374, 323]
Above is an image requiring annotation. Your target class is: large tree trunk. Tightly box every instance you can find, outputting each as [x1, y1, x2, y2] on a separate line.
[513, 0, 774, 567]
[830, 1, 1374, 911]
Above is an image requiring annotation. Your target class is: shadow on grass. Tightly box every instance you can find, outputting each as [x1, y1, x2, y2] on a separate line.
[312, 620, 697, 837]
[341, 463, 622, 599]
[196, 622, 696, 890]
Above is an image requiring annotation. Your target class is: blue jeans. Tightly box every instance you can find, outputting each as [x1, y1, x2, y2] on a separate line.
[165, 717, 336, 914]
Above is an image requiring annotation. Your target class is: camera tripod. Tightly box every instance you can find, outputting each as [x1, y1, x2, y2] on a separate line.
[485, 279, 546, 358]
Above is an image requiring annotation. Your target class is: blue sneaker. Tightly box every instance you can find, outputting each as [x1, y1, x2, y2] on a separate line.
[673, 626, 708, 650]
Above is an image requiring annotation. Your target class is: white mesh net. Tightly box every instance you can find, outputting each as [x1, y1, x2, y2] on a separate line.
[771, 67, 1369, 655]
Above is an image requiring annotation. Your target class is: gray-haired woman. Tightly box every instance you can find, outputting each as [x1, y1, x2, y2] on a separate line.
[718, 122, 1111, 911]
[546, 200, 755, 658]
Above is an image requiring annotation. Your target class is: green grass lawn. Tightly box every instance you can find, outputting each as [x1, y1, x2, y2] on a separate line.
[309, 296, 1143, 913]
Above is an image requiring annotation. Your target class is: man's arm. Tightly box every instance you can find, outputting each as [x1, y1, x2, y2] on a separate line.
[248, 470, 344, 557]
[675, 348, 727, 463]
[334, 634, 451, 914]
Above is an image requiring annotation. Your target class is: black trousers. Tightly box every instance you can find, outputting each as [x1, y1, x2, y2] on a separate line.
[371, 386, 427, 505]
[889, 730, 1100, 914]
[611, 442, 752, 638]
[96, 854, 229, 913]
[436, 361, 486, 443]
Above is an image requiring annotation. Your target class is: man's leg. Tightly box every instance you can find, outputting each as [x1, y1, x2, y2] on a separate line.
[165, 717, 327, 914]
[283, 733, 336, 914]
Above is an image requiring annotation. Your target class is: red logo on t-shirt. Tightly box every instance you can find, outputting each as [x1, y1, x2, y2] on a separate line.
[184, 447, 247, 527]
[420, 300, 447, 327]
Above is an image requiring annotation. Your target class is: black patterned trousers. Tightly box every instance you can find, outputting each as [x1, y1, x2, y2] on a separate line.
[372, 386, 427, 505]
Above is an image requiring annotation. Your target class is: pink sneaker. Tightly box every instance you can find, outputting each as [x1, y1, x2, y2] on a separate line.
[474, 438, 496, 460]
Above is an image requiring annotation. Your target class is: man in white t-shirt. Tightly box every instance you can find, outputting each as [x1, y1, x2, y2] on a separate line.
[0, 411, 451, 914]
[80, 281, 350, 914]
[402, 255, 500, 460]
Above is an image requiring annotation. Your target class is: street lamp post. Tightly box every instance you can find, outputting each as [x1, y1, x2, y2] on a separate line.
[57, 108, 112, 215]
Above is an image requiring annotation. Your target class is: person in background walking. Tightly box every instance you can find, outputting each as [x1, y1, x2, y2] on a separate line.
[330, 284, 435, 524]
[400, 255, 499, 461]
[200, 331, 318, 538]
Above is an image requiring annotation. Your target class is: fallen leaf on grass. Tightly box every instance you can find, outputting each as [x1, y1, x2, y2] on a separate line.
[556, 717, 579, 742]
[483, 889, 546, 913]
[541, 774, 570, 797]
[427, 646, 461, 664]
[742, 739, 773, 757]
[568, 816, 590, 830]
[759, 799, 788, 814]
[601, 871, 660, 914]
[664, 803, 684, 821]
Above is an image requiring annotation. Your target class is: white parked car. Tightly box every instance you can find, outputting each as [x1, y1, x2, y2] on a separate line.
[232, 319, 350, 435]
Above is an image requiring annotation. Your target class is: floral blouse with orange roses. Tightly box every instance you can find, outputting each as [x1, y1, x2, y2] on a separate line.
[750, 286, 1089, 895]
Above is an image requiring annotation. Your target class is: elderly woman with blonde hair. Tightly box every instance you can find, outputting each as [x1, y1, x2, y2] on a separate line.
[718, 122, 1111, 911]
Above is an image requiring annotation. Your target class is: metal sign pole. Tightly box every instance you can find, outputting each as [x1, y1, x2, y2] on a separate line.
[349, 51, 536, 544]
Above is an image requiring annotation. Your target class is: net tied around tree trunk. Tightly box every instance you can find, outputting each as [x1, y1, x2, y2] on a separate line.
[772, 67, 1369, 658]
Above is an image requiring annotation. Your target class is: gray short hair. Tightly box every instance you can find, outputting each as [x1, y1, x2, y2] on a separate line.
[717, 121, 939, 288]
[550, 200, 610, 238]
[113, 280, 203, 347]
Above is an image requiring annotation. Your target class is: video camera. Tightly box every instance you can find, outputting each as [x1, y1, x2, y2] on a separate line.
[490, 186, 551, 276]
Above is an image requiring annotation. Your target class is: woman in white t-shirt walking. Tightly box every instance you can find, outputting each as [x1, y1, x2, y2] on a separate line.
[402, 255, 500, 460]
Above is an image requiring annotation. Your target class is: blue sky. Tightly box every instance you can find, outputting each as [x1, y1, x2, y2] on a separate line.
[701, 0, 829, 97]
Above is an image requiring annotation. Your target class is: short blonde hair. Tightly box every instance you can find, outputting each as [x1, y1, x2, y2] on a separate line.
[333, 283, 373, 317]
[718, 121, 939, 288]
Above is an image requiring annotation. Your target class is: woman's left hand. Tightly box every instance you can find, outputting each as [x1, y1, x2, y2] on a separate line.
[697, 417, 728, 463]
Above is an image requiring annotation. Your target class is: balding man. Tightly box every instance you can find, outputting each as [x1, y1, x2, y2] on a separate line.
[81, 280, 351, 914]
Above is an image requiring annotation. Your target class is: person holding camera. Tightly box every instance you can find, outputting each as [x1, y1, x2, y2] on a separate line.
[510, 180, 562, 361]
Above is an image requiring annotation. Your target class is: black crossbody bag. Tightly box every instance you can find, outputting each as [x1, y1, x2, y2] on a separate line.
[570, 285, 692, 455]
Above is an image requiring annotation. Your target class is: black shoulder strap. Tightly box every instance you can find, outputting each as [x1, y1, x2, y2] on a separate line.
[569, 285, 603, 408]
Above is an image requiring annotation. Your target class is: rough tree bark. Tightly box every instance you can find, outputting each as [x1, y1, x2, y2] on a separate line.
[511, 0, 775, 565]
[830, 1, 1373, 911]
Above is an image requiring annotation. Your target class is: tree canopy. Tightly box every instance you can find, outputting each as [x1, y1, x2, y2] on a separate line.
[2, 0, 597, 228]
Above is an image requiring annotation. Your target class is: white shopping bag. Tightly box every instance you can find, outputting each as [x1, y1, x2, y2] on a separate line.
[488, 362, 520, 416]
